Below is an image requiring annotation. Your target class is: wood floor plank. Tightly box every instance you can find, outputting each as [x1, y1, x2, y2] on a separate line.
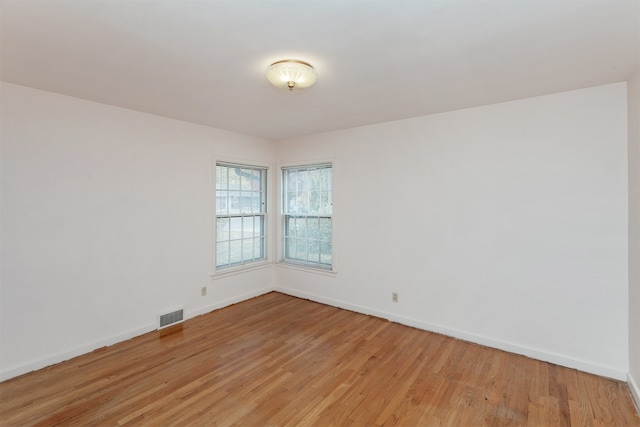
[1, 292, 638, 426]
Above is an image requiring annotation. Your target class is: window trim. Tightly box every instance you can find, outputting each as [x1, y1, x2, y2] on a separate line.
[280, 161, 335, 272]
[212, 160, 270, 275]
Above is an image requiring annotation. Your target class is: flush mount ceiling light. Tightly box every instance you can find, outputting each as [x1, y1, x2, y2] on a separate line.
[265, 59, 317, 91]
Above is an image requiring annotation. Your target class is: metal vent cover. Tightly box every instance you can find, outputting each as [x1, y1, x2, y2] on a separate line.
[158, 308, 184, 330]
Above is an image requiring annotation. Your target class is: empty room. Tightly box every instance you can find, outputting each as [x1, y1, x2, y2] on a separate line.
[1, 0, 639, 425]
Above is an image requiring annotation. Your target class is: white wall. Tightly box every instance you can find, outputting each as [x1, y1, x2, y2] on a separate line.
[0, 82, 275, 380]
[628, 68, 640, 407]
[275, 83, 629, 380]
[1, 81, 632, 384]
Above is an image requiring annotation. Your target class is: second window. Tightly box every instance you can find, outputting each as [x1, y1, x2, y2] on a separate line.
[282, 163, 333, 269]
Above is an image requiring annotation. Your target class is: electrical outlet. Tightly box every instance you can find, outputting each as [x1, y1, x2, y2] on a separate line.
[201, 286, 207, 296]
[392, 292, 398, 303]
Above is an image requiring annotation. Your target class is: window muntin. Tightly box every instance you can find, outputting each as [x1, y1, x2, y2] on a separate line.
[216, 163, 267, 269]
[282, 164, 332, 269]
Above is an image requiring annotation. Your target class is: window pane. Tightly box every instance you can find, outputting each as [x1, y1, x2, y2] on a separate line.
[255, 237, 264, 258]
[319, 218, 332, 242]
[216, 241, 229, 267]
[216, 165, 227, 190]
[320, 243, 332, 265]
[285, 237, 296, 259]
[286, 192, 297, 214]
[309, 191, 320, 213]
[308, 240, 320, 263]
[242, 216, 254, 239]
[240, 169, 251, 191]
[227, 191, 239, 214]
[216, 218, 229, 242]
[229, 240, 242, 265]
[257, 216, 265, 238]
[296, 239, 307, 261]
[307, 218, 319, 239]
[289, 170, 299, 190]
[297, 217, 307, 239]
[252, 170, 261, 191]
[218, 191, 230, 215]
[230, 217, 242, 240]
[298, 199, 308, 214]
[239, 191, 252, 214]
[229, 167, 241, 186]
[242, 238, 254, 261]
[285, 217, 295, 238]
[320, 191, 332, 215]
[252, 192, 259, 213]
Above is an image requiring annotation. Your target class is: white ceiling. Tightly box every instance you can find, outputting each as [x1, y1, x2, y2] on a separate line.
[1, 0, 639, 140]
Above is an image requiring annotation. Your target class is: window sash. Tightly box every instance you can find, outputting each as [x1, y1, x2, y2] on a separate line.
[283, 215, 332, 268]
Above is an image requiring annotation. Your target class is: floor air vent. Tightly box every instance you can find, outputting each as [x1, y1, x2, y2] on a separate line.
[158, 307, 184, 330]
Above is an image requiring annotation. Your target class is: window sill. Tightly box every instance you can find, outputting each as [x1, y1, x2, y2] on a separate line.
[276, 261, 338, 277]
[210, 261, 273, 280]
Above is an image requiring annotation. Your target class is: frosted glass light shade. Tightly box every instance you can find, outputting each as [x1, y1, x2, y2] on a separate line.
[266, 60, 317, 91]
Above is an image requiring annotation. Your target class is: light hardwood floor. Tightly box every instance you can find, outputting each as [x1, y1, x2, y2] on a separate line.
[1, 292, 638, 426]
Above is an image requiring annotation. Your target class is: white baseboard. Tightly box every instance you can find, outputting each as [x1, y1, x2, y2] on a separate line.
[2, 286, 628, 385]
[0, 324, 155, 382]
[629, 372, 640, 413]
[0, 287, 274, 383]
[274, 287, 628, 382]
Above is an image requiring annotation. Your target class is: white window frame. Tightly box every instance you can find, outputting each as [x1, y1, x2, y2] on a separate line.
[281, 163, 334, 271]
[214, 161, 268, 272]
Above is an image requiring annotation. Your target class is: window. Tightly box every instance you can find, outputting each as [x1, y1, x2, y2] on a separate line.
[282, 163, 333, 269]
[215, 162, 267, 269]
